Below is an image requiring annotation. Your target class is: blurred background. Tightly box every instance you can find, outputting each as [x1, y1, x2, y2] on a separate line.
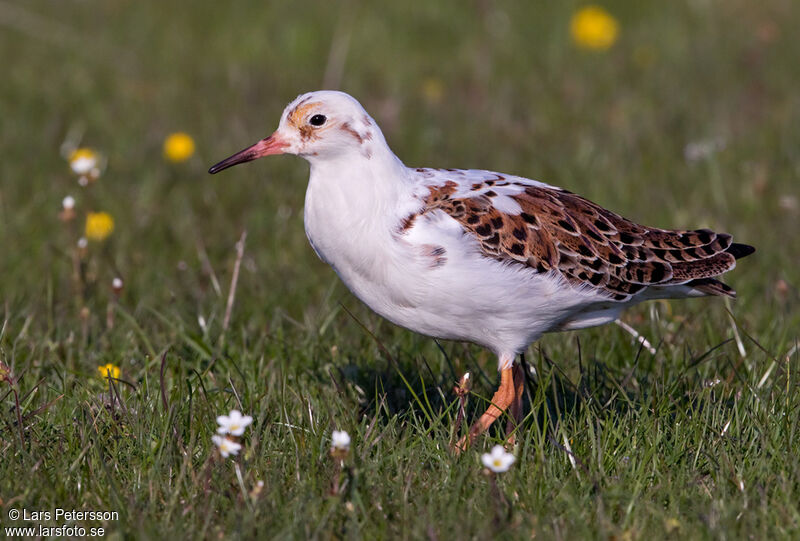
[2, 2, 800, 537]
[1, 0, 798, 354]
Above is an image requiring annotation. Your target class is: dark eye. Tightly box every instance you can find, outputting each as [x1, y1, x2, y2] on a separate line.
[309, 114, 327, 127]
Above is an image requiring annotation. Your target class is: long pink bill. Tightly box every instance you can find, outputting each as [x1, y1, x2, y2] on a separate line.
[208, 133, 287, 174]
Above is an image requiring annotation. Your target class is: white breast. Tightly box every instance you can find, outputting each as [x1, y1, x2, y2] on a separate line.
[303, 164, 423, 309]
[303, 168, 605, 358]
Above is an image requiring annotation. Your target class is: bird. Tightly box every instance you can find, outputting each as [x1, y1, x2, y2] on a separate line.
[209, 90, 754, 450]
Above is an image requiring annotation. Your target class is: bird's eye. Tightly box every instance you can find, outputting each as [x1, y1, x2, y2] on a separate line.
[309, 114, 327, 127]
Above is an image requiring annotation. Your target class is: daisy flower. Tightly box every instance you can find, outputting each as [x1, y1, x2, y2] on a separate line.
[212, 435, 242, 458]
[216, 410, 253, 436]
[69, 148, 99, 175]
[68, 148, 102, 185]
[331, 430, 351, 452]
[481, 445, 516, 473]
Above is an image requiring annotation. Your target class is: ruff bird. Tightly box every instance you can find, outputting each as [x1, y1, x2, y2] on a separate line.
[209, 90, 754, 450]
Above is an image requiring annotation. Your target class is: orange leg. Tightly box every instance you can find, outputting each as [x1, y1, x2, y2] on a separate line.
[454, 361, 522, 453]
[505, 364, 525, 444]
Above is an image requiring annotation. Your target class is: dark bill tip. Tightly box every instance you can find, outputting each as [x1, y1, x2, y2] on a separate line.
[207, 149, 255, 174]
[208, 134, 287, 174]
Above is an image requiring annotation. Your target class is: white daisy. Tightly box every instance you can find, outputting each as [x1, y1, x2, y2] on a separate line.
[69, 148, 98, 175]
[331, 430, 351, 452]
[212, 435, 242, 458]
[216, 409, 253, 436]
[481, 445, 516, 473]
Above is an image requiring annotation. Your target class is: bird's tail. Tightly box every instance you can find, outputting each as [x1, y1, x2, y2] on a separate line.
[683, 243, 755, 298]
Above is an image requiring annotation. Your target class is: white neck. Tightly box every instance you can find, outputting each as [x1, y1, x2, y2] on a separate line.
[306, 138, 414, 220]
[302, 139, 424, 285]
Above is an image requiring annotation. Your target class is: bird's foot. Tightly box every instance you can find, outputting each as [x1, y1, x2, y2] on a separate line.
[451, 435, 470, 455]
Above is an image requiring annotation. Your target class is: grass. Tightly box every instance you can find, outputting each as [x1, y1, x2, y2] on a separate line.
[1, 0, 799, 538]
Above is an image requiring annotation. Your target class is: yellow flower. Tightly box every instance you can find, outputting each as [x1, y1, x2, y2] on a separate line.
[163, 132, 196, 163]
[570, 5, 619, 51]
[97, 363, 120, 380]
[85, 212, 115, 241]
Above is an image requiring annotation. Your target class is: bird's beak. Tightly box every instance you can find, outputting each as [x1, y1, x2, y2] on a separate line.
[208, 132, 288, 174]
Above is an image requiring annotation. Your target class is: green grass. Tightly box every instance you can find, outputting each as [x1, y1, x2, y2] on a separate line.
[2, 0, 800, 538]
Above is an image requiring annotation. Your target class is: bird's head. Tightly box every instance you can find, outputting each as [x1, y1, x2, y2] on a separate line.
[209, 90, 379, 174]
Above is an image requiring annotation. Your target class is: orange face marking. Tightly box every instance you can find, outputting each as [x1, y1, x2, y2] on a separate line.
[288, 101, 321, 127]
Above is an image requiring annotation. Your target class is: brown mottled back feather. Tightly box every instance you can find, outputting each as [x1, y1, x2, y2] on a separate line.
[421, 181, 754, 301]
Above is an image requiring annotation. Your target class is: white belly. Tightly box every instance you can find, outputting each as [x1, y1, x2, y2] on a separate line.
[304, 187, 606, 357]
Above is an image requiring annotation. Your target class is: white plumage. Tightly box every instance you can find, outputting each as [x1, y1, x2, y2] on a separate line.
[209, 90, 753, 448]
[291, 92, 608, 368]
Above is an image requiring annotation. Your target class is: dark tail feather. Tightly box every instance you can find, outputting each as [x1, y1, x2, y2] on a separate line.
[677, 241, 752, 298]
[726, 243, 755, 259]
[687, 278, 736, 298]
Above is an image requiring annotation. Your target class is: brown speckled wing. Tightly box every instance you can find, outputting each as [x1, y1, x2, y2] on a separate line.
[421, 179, 754, 301]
